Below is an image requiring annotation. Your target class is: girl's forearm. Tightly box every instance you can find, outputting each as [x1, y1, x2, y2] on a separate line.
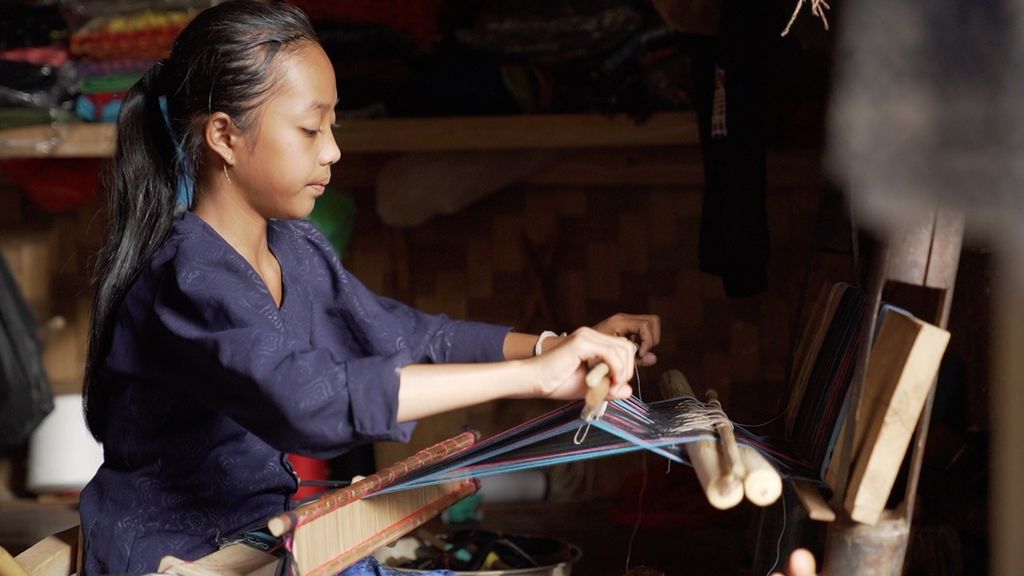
[396, 360, 538, 422]
[502, 331, 564, 360]
[502, 332, 537, 360]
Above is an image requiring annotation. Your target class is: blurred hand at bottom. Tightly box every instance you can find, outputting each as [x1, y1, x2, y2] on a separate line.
[771, 548, 818, 576]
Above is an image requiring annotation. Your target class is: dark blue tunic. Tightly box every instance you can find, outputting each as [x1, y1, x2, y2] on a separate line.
[80, 212, 510, 574]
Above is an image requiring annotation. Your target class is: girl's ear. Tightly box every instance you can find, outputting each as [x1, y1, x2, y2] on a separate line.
[205, 111, 239, 166]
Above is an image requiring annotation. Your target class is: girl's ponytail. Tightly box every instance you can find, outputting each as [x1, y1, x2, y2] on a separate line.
[84, 63, 180, 440]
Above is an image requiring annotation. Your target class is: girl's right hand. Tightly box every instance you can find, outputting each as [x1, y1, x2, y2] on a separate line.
[528, 327, 637, 401]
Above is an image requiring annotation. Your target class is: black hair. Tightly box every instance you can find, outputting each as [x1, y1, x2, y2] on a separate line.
[84, 0, 318, 441]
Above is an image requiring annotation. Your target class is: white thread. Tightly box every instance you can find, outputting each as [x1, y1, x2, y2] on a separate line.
[733, 411, 787, 429]
[781, 0, 830, 37]
[766, 490, 788, 575]
[705, 391, 738, 439]
[634, 363, 642, 401]
[666, 397, 731, 435]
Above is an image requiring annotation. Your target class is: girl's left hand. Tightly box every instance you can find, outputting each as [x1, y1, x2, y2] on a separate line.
[592, 313, 661, 366]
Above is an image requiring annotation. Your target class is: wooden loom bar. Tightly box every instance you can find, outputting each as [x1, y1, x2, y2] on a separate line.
[659, 366, 778, 506]
[791, 479, 837, 522]
[161, 432, 483, 576]
[581, 363, 611, 421]
[268, 430, 478, 536]
[739, 445, 784, 507]
[706, 390, 747, 483]
[161, 482, 477, 576]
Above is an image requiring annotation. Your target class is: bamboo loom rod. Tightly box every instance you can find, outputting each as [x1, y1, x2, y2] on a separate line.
[268, 431, 479, 537]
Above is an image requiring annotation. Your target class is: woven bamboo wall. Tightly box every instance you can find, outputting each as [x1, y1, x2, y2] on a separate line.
[340, 146, 855, 472]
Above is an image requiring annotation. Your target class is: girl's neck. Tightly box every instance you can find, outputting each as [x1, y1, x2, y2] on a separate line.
[191, 192, 270, 263]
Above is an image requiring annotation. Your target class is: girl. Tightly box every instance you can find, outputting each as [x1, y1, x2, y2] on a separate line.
[80, 1, 660, 574]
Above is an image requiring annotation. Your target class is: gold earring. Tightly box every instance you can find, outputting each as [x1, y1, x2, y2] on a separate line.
[223, 162, 232, 185]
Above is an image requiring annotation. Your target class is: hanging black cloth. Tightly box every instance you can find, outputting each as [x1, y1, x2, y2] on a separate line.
[0, 251, 53, 454]
[692, 0, 772, 298]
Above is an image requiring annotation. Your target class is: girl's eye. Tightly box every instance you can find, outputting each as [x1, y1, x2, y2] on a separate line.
[302, 128, 319, 137]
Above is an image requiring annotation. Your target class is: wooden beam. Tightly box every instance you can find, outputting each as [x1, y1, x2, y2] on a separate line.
[0, 113, 698, 159]
[336, 112, 698, 152]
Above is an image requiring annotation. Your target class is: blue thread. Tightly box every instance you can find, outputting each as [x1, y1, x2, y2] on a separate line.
[158, 96, 195, 207]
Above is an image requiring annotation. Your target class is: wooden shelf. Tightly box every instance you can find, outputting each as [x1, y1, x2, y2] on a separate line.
[335, 111, 697, 152]
[0, 111, 697, 159]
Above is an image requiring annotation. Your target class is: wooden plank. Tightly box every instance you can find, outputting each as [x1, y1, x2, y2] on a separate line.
[0, 124, 115, 159]
[0, 547, 30, 576]
[159, 545, 279, 576]
[0, 113, 698, 159]
[842, 310, 950, 525]
[791, 480, 836, 522]
[12, 526, 78, 576]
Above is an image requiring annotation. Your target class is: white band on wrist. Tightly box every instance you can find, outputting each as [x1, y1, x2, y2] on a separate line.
[534, 330, 561, 356]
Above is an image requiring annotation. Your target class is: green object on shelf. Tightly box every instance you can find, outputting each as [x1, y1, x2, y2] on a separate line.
[308, 186, 356, 256]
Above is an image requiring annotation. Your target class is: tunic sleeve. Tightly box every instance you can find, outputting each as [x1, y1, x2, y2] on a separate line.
[344, 288, 512, 365]
[152, 242, 412, 458]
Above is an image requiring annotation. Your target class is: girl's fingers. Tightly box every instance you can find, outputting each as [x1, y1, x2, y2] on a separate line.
[647, 314, 661, 349]
[640, 315, 661, 355]
[599, 332, 633, 384]
[611, 314, 661, 358]
[575, 327, 635, 385]
[605, 332, 636, 385]
[609, 382, 633, 399]
[635, 320, 656, 357]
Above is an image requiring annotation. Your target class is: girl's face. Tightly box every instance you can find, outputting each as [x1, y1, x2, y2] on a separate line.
[232, 42, 341, 220]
